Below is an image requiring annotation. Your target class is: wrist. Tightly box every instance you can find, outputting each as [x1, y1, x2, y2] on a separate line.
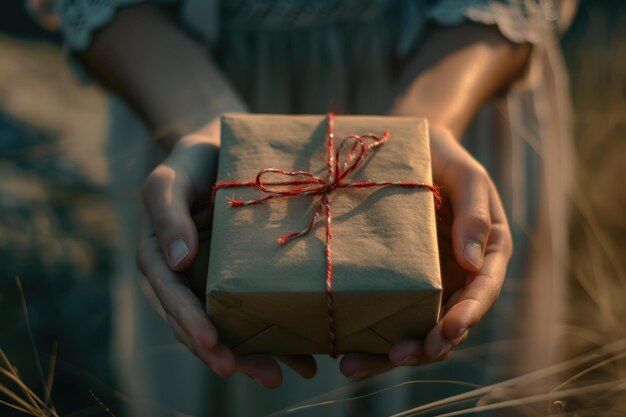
[156, 115, 221, 155]
[387, 106, 462, 141]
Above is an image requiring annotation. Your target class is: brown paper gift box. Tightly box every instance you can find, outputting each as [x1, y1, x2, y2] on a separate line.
[206, 114, 441, 355]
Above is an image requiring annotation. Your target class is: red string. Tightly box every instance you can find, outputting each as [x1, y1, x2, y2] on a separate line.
[212, 114, 442, 358]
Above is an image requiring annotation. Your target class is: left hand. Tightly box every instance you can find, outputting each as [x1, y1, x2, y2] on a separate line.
[137, 131, 318, 388]
[339, 125, 513, 378]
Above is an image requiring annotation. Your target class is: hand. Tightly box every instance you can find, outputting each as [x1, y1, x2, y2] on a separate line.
[339, 125, 513, 378]
[136, 131, 317, 388]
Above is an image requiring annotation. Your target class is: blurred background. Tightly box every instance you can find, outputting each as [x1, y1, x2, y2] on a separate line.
[0, 1, 625, 416]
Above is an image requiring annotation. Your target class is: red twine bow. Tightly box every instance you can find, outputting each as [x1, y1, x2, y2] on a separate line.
[212, 113, 442, 358]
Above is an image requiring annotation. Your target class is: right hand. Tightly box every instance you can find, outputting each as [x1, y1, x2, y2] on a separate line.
[339, 124, 513, 378]
[136, 131, 317, 388]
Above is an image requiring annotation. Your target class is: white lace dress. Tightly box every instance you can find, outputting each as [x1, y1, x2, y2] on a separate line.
[47, 1, 575, 416]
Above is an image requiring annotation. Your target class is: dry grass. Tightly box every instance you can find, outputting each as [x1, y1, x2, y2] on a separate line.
[0, 348, 59, 417]
[0, 281, 59, 417]
[557, 3, 626, 415]
[264, 339, 626, 417]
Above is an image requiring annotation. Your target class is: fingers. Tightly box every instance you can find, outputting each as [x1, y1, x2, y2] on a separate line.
[276, 355, 317, 379]
[166, 314, 236, 377]
[447, 165, 492, 272]
[388, 331, 469, 367]
[142, 139, 220, 272]
[427, 128, 513, 359]
[430, 127, 493, 273]
[235, 355, 317, 388]
[137, 210, 218, 350]
[139, 139, 315, 389]
[236, 355, 283, 389]
[389, 339, 432, 366]
[425, 187, 512, 358]
[424, 307, 471, 359]
[142, 164, 198, 271]
[340, 353, 395, 378]
[138, 204, 314, 389]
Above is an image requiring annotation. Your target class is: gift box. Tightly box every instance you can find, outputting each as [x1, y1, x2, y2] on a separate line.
[206, 114, 441, 355]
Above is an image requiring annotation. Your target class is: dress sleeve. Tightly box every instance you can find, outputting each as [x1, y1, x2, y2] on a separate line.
[50, 0, 177, 51]
[426, 0, 575, 45]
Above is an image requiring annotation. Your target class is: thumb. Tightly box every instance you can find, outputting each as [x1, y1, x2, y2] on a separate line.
[142, 164, 198, 271]
[448, 167, 492, 272]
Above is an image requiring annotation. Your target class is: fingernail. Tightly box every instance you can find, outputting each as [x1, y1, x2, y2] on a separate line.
[454, 327, 467, 339]
[169, 238, 190, 268]
[397, 355, 418, 366]
[350, 369, 369, 378]
[432, 341, 453, 359]
[463, 240, 483, 269]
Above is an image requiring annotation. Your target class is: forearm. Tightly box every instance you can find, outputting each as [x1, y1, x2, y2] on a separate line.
[389, 23, 531, 139]
[78, 4, 246, 152]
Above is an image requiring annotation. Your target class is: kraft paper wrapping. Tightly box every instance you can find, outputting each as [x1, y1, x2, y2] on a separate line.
[206, 114, 441, 355]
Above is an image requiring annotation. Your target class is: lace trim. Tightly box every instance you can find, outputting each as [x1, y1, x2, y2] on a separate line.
[427, 0, 559, 44]
[51, 0, 560, 51]
[51, 0, 173, 50]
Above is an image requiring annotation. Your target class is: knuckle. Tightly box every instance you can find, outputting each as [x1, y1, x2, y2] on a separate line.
[142, 165, 174, 200]
[467, 159, 490, 181]
[492, 224, 514, 258]
[142, 173, 159, 200]
[470, 209, 491, 232]
[454, 160, 489, 184]
[472, 164, 490, 182]
[461, 209, 491, 243]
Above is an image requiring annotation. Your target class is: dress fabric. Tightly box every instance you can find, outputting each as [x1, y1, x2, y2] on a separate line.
[47, 0, 575, 416]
